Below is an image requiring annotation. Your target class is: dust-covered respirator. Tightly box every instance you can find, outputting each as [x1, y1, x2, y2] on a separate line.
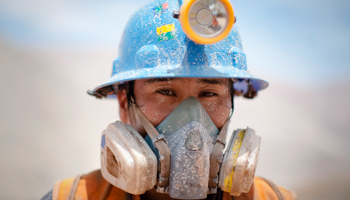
[100, 97, 261, 199]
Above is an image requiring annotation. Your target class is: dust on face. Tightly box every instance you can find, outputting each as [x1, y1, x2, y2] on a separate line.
[132, 78, 232, 132]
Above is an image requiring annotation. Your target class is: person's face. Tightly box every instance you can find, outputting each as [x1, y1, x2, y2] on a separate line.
[118, 78, 232, 136]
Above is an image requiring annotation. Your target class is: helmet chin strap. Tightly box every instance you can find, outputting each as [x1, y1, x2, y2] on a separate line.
[133, 107, 171, 192]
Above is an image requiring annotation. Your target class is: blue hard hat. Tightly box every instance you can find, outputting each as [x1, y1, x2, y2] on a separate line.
[88, 0, 268, 98]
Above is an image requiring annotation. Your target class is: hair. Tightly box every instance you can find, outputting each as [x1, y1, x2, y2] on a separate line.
[116, 81, 137, 109]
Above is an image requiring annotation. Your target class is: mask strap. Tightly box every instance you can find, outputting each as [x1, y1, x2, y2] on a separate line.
[208, 120, 230, 193]
[133, 107, 171, 191]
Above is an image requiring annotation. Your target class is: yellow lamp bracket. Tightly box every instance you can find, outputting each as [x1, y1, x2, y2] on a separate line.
[173, 0, 236, 45]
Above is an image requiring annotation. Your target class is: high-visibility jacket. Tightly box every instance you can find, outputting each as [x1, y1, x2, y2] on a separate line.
[50, 170, 296, 200]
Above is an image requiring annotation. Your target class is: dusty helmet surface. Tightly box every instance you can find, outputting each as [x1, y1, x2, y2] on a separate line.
[89, 0, 268, 98]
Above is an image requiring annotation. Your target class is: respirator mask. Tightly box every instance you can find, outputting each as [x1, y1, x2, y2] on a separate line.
[100, 97, 261, 199]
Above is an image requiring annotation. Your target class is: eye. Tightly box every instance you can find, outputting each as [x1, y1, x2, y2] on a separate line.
[199, 92, 217, 97]
[156, 89, 176, 96]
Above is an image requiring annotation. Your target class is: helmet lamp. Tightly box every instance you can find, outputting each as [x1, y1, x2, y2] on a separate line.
[179, 0, 235, 44]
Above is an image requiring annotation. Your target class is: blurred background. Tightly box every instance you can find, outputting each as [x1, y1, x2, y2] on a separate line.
[0, 0, 349, 199]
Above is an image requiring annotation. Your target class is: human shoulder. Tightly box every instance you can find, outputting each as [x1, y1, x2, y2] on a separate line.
[44, 171, 296, 200]
[46, 170, 140, 200]
[253, 177, 297, 200]
[221, 176, 296, 200]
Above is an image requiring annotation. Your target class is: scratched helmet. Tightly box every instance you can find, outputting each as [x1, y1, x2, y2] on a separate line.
[88, 0, 268, 98]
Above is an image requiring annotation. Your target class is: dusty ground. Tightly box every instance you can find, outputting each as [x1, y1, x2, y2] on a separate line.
[0, 40, 349, 200]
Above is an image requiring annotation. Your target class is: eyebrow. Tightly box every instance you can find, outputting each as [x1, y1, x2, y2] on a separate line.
[196, 78, 227, 85]
[144, 78, 180, 84]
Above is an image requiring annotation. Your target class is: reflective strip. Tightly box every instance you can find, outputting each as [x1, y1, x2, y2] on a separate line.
[67, 175, 82, 200]
[99, 183, 112, 200]
[260, 178, 285, 200]
[52, 180, 62, 200]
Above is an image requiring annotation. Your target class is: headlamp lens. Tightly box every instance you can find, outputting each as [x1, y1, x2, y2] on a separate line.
[188, 0, 228, 38]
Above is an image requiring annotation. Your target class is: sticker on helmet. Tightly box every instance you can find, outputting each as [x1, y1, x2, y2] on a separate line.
[157, 23, 176, 42]
[162, 2, 169, 11]
[153, 3, 169, 16]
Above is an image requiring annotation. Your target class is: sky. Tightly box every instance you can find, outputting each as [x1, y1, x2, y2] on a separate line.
[0, 0, 349, 87]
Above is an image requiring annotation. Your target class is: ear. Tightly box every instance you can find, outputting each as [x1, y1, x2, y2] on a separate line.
[117, 89, 131, 124]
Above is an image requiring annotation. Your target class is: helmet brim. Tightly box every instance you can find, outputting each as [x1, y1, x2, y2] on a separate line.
[90, 64, 268, 98]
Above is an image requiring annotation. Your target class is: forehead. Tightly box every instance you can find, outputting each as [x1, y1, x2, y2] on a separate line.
[143, 78, 230, 86]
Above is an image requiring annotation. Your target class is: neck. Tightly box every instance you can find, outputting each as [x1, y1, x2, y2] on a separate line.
[141, 188, 220, 200]
[142, 188, 174, 200]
